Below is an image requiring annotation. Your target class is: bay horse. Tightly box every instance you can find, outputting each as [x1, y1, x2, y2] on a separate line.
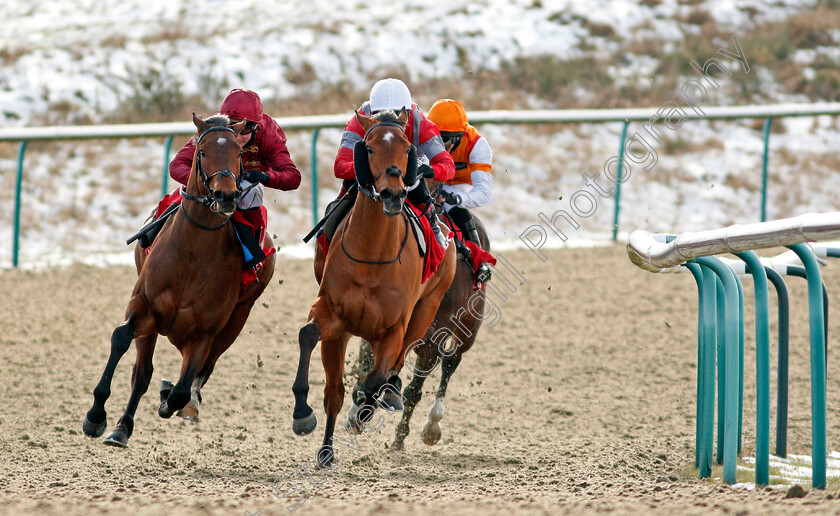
[81, 113, 275, 447]
[293, 109, 456, 467]
[350, 198, 491, 450]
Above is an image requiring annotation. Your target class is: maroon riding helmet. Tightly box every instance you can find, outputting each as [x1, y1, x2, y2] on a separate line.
[219, 88, 263, 123]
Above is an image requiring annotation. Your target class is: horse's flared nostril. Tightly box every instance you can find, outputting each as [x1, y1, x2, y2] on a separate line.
[398, 189, 407, 200]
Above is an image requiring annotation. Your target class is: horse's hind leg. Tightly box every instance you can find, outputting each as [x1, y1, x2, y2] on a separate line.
[176, 296, 262, 423]
[392, 342, 438, 450]
[83, 317, 137, 438]
[102, 334, 157, 447]
[421, 351, 464, 446]
[159, 339, 211, 418]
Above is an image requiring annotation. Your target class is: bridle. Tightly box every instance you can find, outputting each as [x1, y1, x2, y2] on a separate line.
[343, 120, 413, 264]
[180, 125, 257, 230]
[357, 120, 416, 202]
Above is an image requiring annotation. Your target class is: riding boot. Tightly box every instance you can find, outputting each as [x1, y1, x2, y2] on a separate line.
[450, 207, 492, 284]
[427, 210, 446, 249]
[408, 178, 446, 249]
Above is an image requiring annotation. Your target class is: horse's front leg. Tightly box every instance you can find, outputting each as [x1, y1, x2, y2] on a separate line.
[102, 334, 157, 447]
[317, 333, 351, 468]
[82, 318, 137, 437]
[83, 296, 154, 438]
[350, 327, 408, 433]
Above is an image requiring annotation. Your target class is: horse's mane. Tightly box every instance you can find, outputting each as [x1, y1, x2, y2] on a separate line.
[204, 113, 230, 127]
[372, 110, 400, 123]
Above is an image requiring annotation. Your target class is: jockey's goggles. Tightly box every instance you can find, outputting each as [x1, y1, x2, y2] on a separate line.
[440, 131, 462, 147]
[230, 119, 259, 135]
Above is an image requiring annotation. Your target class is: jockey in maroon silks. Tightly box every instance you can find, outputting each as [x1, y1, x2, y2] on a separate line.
[331, 78, 455, 247]
[169, 88, 301, 243]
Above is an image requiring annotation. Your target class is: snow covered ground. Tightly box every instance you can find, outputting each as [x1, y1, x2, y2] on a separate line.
[1, 0, 838, 268]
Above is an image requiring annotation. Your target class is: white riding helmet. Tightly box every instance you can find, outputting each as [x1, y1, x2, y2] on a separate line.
[369, 78, 412, 113]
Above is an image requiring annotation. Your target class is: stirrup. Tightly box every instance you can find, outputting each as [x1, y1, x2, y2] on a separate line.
[476, 262, 492, 284]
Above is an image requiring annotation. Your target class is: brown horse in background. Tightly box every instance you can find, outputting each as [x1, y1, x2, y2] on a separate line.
[350, 195, 492, 450]
[82, 113, 275, 447]
[292, 109, 456, 467]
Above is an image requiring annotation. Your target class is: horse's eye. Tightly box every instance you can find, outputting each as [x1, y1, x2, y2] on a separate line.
[199, 150, 206, 157]
[366, 145, 373, 154]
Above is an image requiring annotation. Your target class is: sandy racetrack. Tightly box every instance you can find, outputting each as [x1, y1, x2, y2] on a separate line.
[1, 245, 838, 515]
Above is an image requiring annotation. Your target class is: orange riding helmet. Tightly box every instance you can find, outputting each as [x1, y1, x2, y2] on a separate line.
[427, 99, 468, 133]
[219, 88, 263, 123]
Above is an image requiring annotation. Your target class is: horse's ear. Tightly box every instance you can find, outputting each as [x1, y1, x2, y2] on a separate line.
[397, 108, 409, 125]
[230, 120, 247, 135]
[355, 109, 376, 132]
[405, 145, 418, 187]
[353, 139, 374, 189]
[192, 112, 206, 134]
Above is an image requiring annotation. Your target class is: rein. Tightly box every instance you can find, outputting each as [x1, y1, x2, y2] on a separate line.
[340, 208, 410, 265]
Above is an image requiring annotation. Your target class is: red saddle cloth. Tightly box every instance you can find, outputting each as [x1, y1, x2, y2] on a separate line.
[316, 203, 448, 283]
[151, 189, 275, 290]
[442, 216, 497, 287]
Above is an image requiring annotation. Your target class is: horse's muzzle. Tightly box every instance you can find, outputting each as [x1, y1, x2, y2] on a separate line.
[212, 190, 239, 216]
[379, 188, 406, 216]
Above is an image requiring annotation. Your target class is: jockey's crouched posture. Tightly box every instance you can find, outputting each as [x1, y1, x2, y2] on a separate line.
[427, 98, 493, 283]
[328, 78, 455, 247]
[135, 88, 301, 282]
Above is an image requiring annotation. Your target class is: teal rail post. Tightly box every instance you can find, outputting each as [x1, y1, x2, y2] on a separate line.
[689, 262, 716, 478]
[611, 121, 629, 242]
[714, 275, 726, 465]
[694, 256, 740, 485]
[735, 274, 744, 455]
[13, 141, 27, 268]
[161, 136, 173, 197]
[788, 243, 827, 489]
[737, 251, 771, 486]
[764, 266, 789, 458]
[685, 263, 705, 470]
[760, 118, 772, 222]
[311, 128, 321, 227]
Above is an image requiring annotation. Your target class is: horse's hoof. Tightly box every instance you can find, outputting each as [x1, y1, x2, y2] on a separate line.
[102, 427, 129, 448]
[159, 379, 173, 403]
[292, 412, 317, 436]
[315, 445, 335, 469]
[378, 390, 404, 412]
[176, 400, 200, 423]
[391, 437, 406, 451]
[421, 420, 442, 446]
[345, 403, 364, 435]
[82, 415, 107, 438]
[158, 401, 173, 419]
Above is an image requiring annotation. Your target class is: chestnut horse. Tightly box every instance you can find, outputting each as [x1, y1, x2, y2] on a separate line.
[293, 109, 456, 466]
[350, 206, 491, 450]
[82, 113, 275, 447]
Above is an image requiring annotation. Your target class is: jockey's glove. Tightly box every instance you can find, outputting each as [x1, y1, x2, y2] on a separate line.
[243, 169, 270, 185]
[441, 190, 462, 206]
[418, 164, 436, 179]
